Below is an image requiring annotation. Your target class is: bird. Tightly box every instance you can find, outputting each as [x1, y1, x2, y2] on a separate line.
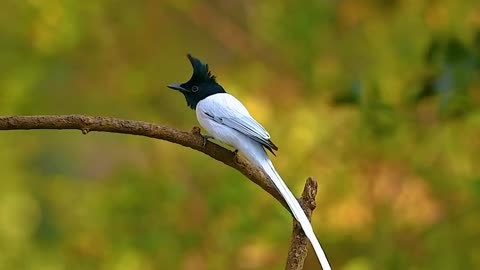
[168, 54, 331, 270]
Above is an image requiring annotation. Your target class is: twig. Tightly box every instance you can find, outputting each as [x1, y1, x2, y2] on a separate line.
[0, 114, 319, 269]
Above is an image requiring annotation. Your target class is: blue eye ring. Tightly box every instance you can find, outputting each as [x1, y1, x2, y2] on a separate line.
[192, 85, 199, 92]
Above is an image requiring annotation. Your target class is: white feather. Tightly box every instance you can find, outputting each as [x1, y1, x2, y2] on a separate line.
[196, 93, 331, 270]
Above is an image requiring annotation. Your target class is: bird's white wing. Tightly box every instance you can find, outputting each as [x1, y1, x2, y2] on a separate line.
[200, 94, 278, 153]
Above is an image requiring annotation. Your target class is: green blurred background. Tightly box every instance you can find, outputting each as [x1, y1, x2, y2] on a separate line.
[1, 0, 479, 269]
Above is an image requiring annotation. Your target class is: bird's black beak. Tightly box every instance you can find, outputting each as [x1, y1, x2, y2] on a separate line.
[167, 83, 189, 92]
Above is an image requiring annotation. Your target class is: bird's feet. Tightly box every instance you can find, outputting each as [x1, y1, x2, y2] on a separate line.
[190, 127, 213, 147]
[202, 135, 214, 147]
[233, 149, 240, 162]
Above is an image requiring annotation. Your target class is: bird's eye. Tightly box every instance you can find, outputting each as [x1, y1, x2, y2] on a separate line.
[192, 85, 199, 92]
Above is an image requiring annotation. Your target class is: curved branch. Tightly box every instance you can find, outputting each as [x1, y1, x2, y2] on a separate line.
[0, 114, 318, 269]
[0, 114, 287, 205]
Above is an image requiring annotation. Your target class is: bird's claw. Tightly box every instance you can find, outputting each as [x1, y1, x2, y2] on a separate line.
[233, 149, 239, 162]
[202, 135, 214, 147]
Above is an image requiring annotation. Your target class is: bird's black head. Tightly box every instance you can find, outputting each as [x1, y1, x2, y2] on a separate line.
[168, 54, 226, 109]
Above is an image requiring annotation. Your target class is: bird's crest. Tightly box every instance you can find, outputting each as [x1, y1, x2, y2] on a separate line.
[187, 54, 216, 83]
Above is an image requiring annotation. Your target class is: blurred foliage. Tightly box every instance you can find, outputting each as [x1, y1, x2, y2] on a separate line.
[1, 0, 480, 269]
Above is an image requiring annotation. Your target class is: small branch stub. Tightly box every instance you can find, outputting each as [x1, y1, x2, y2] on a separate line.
[285, 177, 318, 270]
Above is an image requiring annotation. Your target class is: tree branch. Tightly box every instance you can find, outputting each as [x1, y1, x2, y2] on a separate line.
[0, 114, 318, 269]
